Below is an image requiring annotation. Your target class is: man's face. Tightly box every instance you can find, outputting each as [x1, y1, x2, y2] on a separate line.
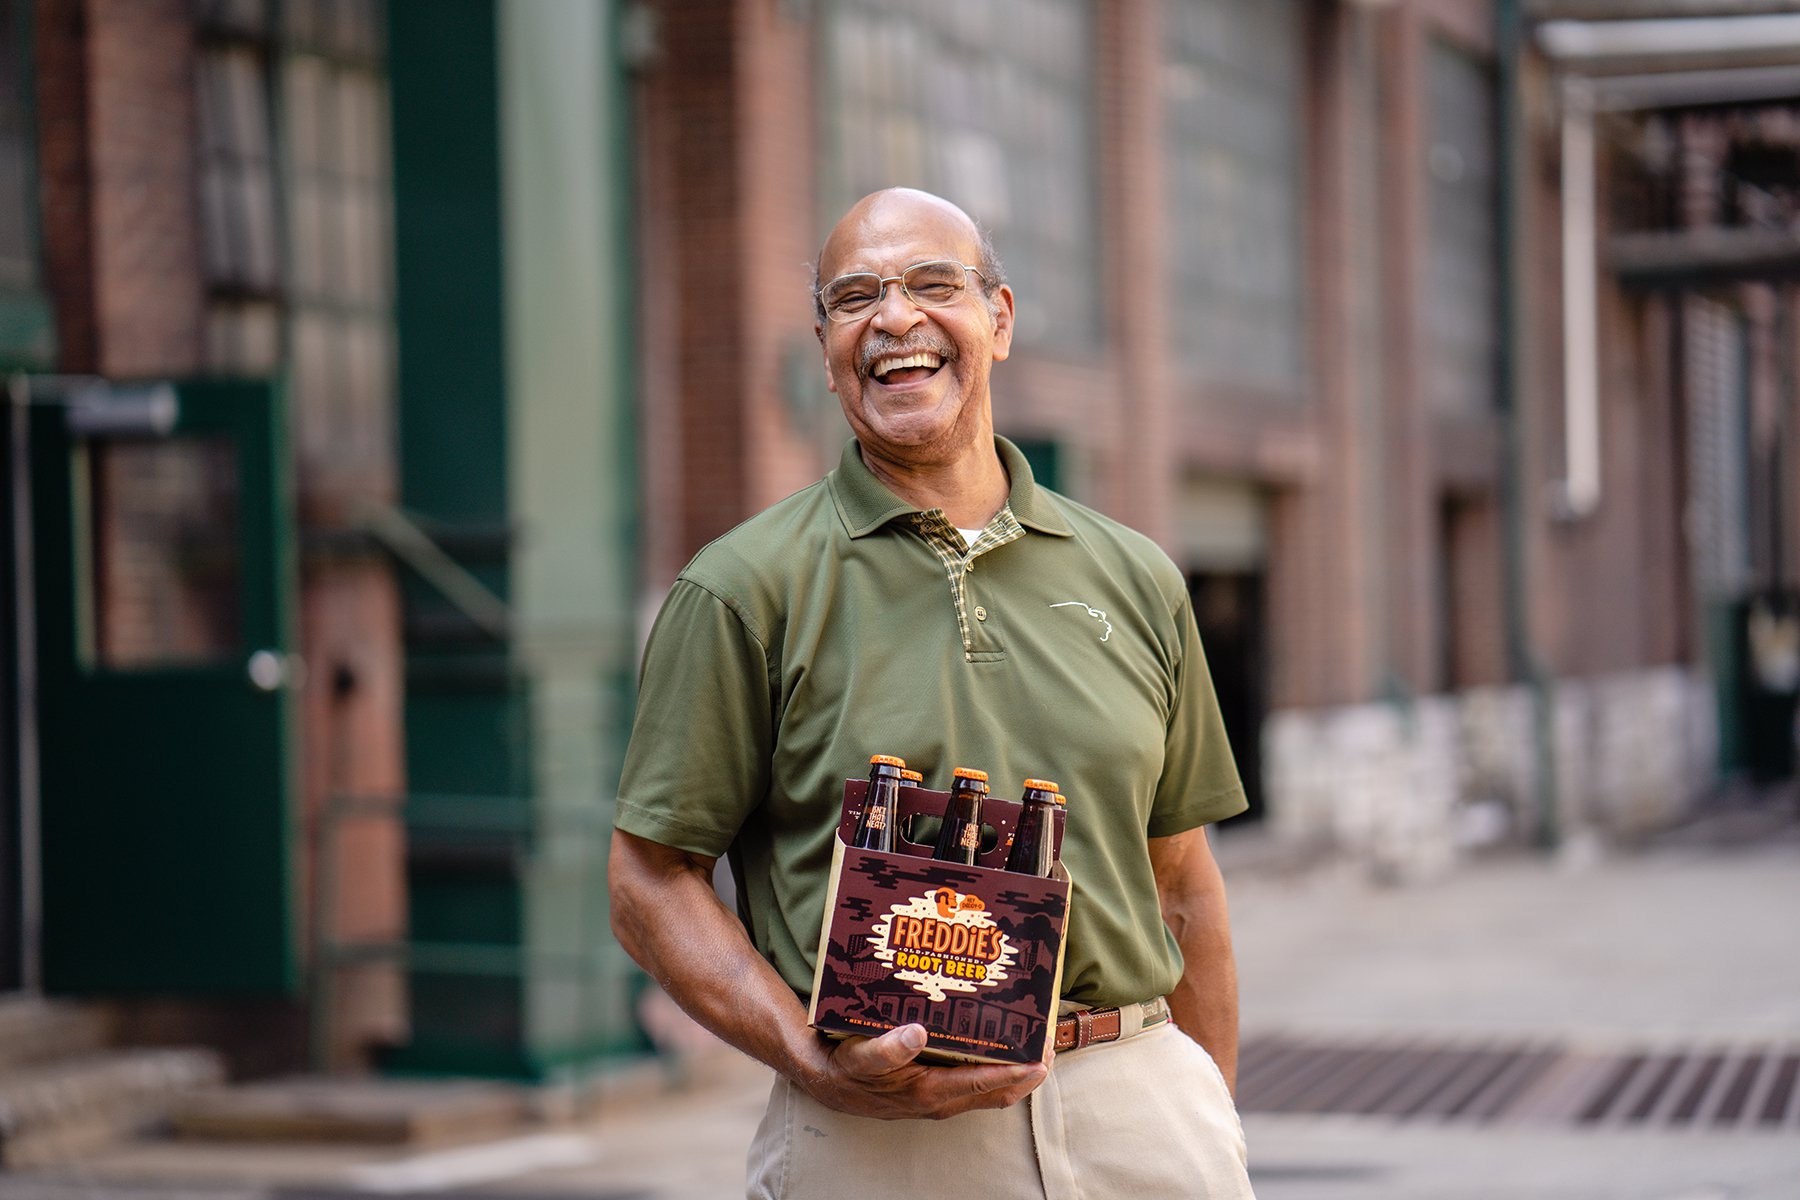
[816, 195, 1015, 469]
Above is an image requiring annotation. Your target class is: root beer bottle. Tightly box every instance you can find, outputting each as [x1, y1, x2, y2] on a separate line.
[1004, 779, 1061, 876]
[901, 768, 924, 788]
[851, 754, 905, 851]
[932, 767, 989, 865]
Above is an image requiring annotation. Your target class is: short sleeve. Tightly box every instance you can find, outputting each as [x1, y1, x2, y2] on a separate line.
[614, 579, 775, 857]
[1146, 592, 1248, 837]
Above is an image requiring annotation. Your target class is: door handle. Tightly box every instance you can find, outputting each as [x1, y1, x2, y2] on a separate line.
[246, 649, 302, 692]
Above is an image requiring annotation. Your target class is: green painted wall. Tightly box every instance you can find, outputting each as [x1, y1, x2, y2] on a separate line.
[387, 0, 640, 1078]
[390, 0, 508, 528]
[389, 0, 524, 1073]
[498, 0, 639, 1067]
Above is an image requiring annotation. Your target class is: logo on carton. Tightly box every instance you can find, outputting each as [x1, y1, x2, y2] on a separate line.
[869, 886, 1016, 1002]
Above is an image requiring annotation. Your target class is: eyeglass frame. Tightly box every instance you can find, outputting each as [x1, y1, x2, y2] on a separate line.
[814, 259, 994, 324]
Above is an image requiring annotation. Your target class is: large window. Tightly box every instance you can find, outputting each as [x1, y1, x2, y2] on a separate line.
[195, 0, 394, 499]
[196, 19, 282, 371]
[1424, 39, 1499, 416]
[0, 0, 34, 294]
[0, 0, 50, 365]
[1163, 0, 1305, 392]
[822, 0, 1099, 348]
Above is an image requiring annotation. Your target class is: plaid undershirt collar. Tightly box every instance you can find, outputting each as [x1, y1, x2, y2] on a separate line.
[910, 504, 1025, 562]
[825, 435, 1072, 658]
[908, 505, 1025, 654]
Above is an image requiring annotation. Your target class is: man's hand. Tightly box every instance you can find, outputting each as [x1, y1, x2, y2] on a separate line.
[800, 1024, 1048, 1121]
[610, 830, 1045, 1122]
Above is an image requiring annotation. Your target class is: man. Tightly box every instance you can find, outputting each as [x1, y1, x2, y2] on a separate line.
[610, 188, 1253, 1198]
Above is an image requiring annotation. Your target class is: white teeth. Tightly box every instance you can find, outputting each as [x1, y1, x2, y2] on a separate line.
[874, 352, 943, 377]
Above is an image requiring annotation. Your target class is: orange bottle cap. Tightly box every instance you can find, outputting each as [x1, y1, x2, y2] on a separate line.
[1054, 793, 1068, 805]
[900, 769, 923, 782]
[952, 767, 989, 782]
[869, 754, 906, 768]
[1023, 778, 1060, 792]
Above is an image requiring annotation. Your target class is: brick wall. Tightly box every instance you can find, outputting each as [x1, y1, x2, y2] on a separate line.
[735, 0, 823, 509]
[34, 0, 96, 371]
[636, 0, 756, 580]
[37, 0, 208, 374]
[1093, 0, 1174, 546]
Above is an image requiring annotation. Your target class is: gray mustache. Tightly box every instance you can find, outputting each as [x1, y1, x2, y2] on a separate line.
[858, 334, 956, 376]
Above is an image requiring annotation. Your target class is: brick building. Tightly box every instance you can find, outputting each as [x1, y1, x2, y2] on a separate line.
[3, 0, 640, 1083]
[633, 0, 1800, 883]
[0, 0, 1795, 1091]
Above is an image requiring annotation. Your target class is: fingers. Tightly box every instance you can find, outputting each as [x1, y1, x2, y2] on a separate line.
[833, 1024, 929, 1078]
[816, 1029, 1049, 1120]
[933, 1062, 1047, 1118]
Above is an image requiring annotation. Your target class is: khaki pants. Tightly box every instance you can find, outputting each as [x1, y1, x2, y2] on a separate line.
[746, 1025, 1253, 1199]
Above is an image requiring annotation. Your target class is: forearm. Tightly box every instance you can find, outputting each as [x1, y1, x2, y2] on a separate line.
[1150, 828, 1241, 1092]
[609, 828, 1046, 1119]
[1164, 886, 1239, 1090]
[608, 831, 826, 1084]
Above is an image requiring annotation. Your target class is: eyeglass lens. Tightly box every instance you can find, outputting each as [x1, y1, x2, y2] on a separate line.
[822, 261, 969, 319]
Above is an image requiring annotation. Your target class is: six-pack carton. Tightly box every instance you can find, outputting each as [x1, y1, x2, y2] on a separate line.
[806, 777, 1072, 1066]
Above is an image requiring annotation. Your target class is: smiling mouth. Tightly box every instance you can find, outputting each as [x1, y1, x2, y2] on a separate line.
[871, 351, 945, 386]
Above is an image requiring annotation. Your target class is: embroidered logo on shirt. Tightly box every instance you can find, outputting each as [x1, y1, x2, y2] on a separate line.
[1049, 600, 1113, 643]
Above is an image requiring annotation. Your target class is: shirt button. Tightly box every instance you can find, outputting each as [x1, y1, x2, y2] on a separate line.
[965, 652, 973, 662]
[974, 606, 988, 622]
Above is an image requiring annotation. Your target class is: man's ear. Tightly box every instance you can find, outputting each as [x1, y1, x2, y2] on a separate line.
[817, 323, 837, 394]
[989, 285, 1016, 363]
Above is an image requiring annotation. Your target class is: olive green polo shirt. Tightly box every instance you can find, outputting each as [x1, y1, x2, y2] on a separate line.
[615, 436, 1246, 1007]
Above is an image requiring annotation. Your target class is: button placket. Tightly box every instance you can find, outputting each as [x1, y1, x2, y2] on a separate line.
[962, 573, 1001, 658]
[912, 506, 1022, 665]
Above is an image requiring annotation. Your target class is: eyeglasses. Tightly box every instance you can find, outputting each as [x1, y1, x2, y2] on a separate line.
[816, 260, 988, 323]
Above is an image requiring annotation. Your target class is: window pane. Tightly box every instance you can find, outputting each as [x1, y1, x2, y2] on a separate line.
[196, 46, 279, 293]
[278, 12, 391, 494]
[1425, 39, 1499, 415]
[291, 308, 340, 466]
[289, 178, 326, 297]
[0, 0, 38, 292]
[284, 53, 328, 175]
[197, 0, 269, 38]
[823, 0, 1100, 348]
[89, 438, 242, 669]
[1164, 0, 1305, 390]
[0, 134, 33, 290]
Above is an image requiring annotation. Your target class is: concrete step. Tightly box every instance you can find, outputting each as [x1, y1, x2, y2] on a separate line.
[170, 1077, 528, 1147]
[0, 999, 109, 1072]
[0, 1046, 226, 1167]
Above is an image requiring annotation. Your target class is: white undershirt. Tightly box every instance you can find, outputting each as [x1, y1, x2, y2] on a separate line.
[956, 527, 984, 547]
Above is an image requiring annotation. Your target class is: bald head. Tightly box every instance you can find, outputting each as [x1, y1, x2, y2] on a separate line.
[813, 188, 1007, 325]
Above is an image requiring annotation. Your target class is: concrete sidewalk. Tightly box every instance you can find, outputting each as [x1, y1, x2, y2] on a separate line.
[1223, 801, 1800, 1199]
[10, 803, 1799, 1199]
[1228, 809, 1800, 1049]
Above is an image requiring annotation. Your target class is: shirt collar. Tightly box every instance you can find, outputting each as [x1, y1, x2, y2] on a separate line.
[828, 435, 1075, 540]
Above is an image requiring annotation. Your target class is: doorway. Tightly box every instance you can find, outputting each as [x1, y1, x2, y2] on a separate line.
[24, 378, 300, 994]
[1187, 570, 1268, 822]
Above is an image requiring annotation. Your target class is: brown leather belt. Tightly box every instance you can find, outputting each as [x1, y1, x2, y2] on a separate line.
[1052, 997, 1170, 1053]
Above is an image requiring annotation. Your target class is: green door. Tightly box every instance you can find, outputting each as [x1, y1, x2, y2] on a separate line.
[30, 379, 299, 994]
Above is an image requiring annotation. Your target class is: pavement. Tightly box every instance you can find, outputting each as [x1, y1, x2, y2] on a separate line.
[6, 794, 1799, 1199]
[1225, 794, 1800, 1200]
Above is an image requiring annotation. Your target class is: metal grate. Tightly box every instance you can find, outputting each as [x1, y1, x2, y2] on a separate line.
[1236, 1035, 1800, 1131]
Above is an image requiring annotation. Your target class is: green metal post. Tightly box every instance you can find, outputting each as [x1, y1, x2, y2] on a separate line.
[1496, 0, 1561, 849]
